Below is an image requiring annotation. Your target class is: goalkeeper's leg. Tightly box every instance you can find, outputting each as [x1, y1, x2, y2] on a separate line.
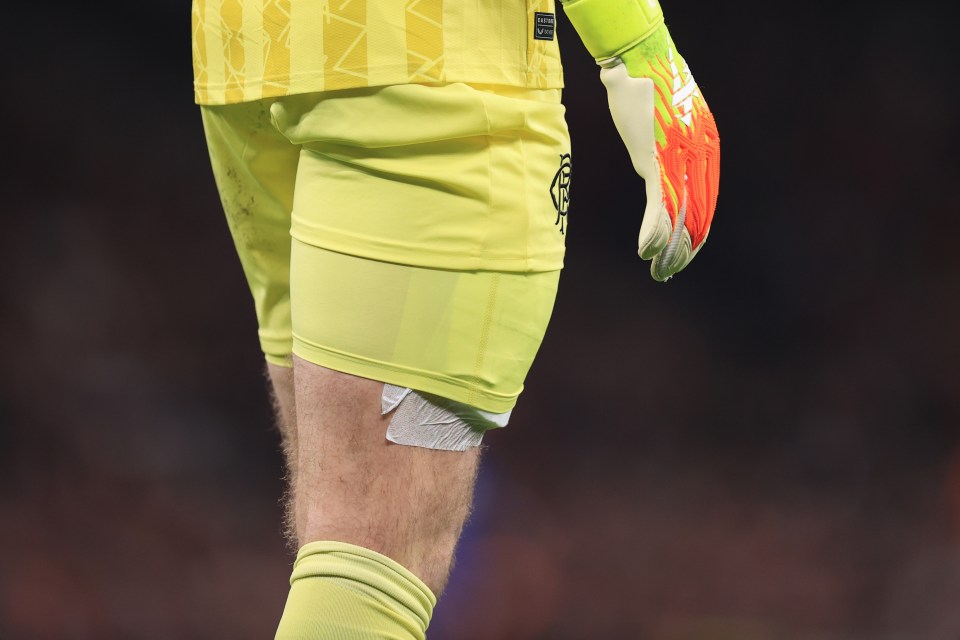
[267, 362, 299, 547]
[201, 83, 569, 638]
[274, 358, 480, 639]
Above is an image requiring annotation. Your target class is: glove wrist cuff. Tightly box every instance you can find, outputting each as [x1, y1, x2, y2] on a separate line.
[561, 0, 664, 59]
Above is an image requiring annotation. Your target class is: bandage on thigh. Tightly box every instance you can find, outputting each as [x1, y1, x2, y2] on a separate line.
[381, 385, 510, 451]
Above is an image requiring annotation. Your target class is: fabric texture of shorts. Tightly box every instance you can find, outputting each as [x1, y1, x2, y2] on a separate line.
[200, 82, 571, 412]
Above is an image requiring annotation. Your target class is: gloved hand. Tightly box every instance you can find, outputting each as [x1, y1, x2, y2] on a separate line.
[562, 0, 720, 280]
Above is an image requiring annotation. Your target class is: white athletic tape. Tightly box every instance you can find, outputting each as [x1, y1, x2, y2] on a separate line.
[381, 384, 511, 451]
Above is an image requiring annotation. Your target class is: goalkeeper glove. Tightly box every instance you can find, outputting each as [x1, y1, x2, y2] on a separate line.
[562, 0, 720, 280]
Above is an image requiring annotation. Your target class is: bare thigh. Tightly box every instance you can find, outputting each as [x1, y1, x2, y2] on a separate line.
[292, 356, 481, 595]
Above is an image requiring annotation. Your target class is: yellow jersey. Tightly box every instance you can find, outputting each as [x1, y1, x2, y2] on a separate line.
[192, 0, 564, 104]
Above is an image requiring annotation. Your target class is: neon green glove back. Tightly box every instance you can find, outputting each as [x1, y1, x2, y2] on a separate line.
[562, 0, 720, 281]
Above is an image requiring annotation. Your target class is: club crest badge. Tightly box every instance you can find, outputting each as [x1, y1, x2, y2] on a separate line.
[550, 153, 572, 234]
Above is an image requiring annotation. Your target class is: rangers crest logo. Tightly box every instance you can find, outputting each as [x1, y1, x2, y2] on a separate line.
[550, 153, 572, 234]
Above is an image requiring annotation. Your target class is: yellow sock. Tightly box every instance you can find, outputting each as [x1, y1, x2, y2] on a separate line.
[275, 541, 436, 640]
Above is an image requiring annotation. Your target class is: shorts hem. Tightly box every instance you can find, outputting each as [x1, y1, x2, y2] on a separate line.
[259, 333, 294, 367]
[290, 228, 566, 273]
[292, 335, 520, 414]
[264, 352, 293, 368]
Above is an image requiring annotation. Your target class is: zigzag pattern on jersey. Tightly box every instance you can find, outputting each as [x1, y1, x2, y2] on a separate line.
[406, 0, 444, 82]
[220, 0, 246, 103]
[192, 0, 208, 99]
[191, 0, 564, 104]
[325, 0, 369, 90]
[262, 0, 292, 95]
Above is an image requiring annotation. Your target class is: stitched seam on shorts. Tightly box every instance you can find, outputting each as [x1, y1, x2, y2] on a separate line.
[292, 332, 519, 405]
[469, 274, 501, 407]
[479, 90, 494, 271]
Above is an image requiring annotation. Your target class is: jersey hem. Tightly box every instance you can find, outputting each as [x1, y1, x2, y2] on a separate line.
[194, 66, 565, 105]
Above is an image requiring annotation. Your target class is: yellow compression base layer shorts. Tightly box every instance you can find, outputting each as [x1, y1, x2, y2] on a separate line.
[200, 83, 571, 413]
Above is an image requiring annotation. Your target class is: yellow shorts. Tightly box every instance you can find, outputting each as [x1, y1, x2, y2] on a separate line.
[200, 83, 571, 412]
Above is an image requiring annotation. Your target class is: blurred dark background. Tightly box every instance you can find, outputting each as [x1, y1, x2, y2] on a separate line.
[3, 1, 960, 638]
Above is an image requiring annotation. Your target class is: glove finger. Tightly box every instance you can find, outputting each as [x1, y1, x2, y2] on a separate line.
[651, 226, 694, 281]
[637, 167, 671, 260]
[650, 178, 693, 281]
[681, 107, 721, 252]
